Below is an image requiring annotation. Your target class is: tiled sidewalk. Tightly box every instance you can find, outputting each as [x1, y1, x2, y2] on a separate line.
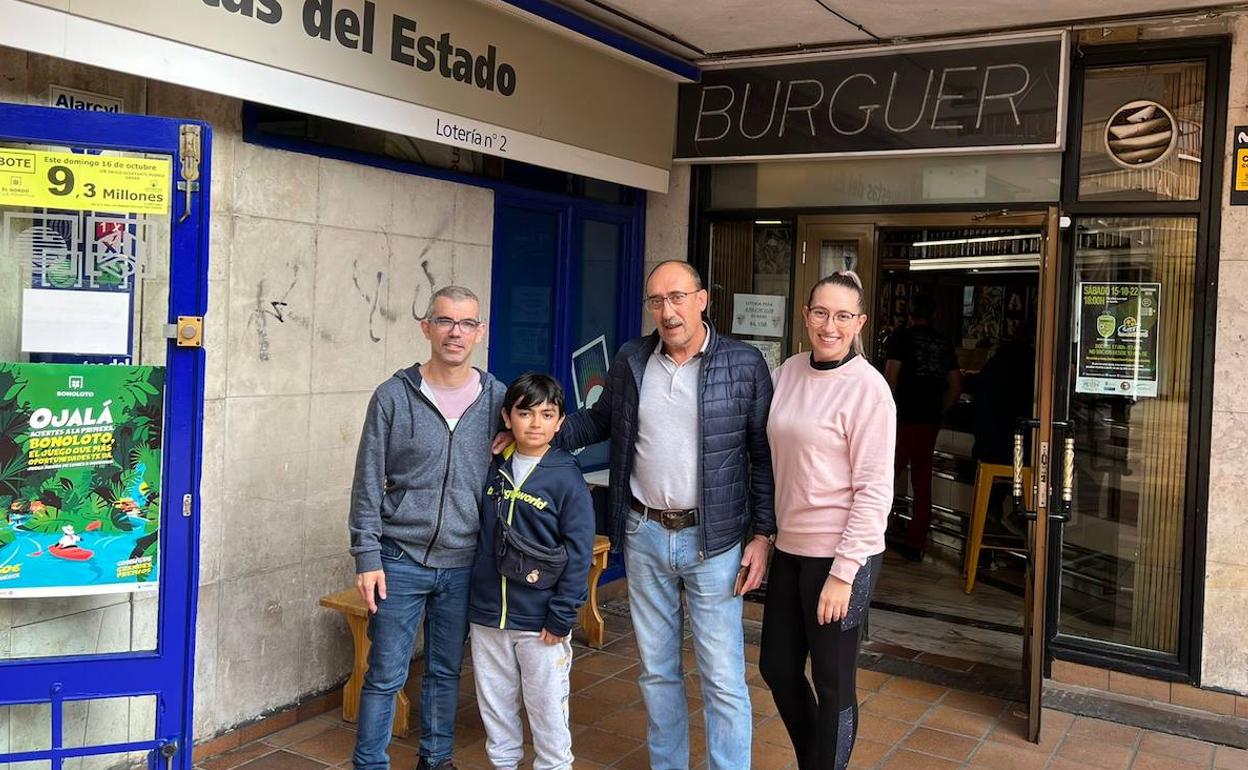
[193, 627, 1248, 770]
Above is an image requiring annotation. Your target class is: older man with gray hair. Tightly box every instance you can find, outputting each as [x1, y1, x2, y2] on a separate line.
[555, 260, 775, 770]
[349, 285, 507, 770]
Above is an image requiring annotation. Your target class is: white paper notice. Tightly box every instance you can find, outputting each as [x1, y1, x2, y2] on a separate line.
[732, 293, 786, 338]
[744, 339, 784, 371]
[21, 289, 131, 355]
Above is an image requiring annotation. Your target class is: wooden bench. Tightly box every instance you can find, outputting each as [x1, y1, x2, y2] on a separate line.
[580, 534, 612, 648]
[320, 534, 611, 736]
[319, 588, 414, 737]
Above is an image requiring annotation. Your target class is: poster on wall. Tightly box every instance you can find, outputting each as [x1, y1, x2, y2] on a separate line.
[731, 294, 786, 338]
[0, 363, 163, 598]
[571, 335, 610, 410]
[1232, 125, 1248, 206]
[1075, 282, 1161, 398]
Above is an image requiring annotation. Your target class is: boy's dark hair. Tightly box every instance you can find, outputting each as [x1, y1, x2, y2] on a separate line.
[503, 372, 566, 416]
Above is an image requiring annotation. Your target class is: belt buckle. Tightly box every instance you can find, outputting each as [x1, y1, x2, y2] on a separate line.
[661, 509, 683, 529]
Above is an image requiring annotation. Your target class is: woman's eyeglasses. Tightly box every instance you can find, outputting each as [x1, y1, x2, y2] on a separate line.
[807, 308, 862, 326]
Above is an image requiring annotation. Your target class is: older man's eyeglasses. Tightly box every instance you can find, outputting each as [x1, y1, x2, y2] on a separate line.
[807, 308, 862, 326]
[428, 317, 482, 332]
[643, 291, 699, 310]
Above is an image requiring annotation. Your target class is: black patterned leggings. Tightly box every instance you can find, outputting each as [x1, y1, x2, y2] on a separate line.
[759, 550, 882, 770]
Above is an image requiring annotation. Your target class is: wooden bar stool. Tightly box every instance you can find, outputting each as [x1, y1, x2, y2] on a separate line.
[963, 462, 1031, 595]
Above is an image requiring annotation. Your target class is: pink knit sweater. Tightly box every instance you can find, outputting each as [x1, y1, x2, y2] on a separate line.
[767, 354, 897, 584]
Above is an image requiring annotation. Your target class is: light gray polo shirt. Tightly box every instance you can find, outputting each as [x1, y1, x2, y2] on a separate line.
[630, 326, 710, 511]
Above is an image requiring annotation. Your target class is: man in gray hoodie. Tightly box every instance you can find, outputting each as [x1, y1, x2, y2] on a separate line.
[349, 285, 506, 770]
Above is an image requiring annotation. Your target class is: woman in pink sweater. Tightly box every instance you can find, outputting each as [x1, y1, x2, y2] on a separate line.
[759, 271, 896, 770]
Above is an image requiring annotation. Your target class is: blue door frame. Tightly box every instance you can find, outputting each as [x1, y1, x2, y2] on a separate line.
[0, 103, 211, 769]
[489, 187, 643, 586]
[489, 188, 643, 403]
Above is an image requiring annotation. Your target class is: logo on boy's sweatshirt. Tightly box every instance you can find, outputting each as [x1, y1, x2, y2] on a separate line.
[496, 487, 550, 511]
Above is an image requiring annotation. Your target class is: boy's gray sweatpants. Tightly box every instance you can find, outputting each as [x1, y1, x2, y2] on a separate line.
[470, 623, 574, 770]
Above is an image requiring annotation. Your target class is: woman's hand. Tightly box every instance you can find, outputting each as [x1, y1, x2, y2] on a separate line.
[817, 575, 853, 625]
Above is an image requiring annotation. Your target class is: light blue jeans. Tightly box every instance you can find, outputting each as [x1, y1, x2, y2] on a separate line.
[352, 541, 471, 770]
[623, 509, 752, 770]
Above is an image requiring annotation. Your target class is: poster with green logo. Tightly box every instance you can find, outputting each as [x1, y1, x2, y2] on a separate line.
[1076, 282, 1161, 398]
[0, 363, 163, 597]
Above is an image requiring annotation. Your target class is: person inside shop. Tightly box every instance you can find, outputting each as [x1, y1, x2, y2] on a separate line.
[467, 372, 595, 770]
[761, 270, 896, 770]
[969, 317, 1036, 537]
[885, 293, 963, 562]
[348, 285, 508, 770]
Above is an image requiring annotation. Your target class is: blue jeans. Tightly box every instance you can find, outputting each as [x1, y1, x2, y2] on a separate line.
[624, 510, 752, 770]
[352, 543, 471, 770]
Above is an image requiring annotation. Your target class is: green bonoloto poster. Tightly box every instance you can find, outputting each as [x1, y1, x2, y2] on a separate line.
[1076, 282, 1162, 398]
[0, 363, 163, 597]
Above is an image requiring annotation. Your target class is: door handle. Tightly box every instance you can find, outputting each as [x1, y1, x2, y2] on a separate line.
[1012, 418, 1073, 522]
[1052, 422, 1073, 523]
[1013, 419, 1039, 521]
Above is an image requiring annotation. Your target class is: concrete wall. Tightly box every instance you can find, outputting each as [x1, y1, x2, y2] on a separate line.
[1204, 13, 1248, 696]
[641, 164, 691, 333]
[0, 49, 495, 743]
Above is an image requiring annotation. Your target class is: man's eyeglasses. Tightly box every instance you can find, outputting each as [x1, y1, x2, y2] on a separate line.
[644, 290, 700, 311]
[428, 317, 482, 332]
[807, 308, 862, 326]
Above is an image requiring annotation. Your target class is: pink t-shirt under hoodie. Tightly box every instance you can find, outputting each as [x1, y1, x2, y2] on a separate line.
[767, 353, 897, 585]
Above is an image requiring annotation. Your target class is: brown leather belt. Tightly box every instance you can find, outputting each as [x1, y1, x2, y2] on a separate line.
[630, 499, 698, 530]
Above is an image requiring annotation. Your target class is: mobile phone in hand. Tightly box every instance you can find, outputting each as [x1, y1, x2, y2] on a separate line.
[732, 566, 749, 597]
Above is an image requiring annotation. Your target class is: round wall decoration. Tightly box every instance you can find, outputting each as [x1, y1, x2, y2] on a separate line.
[1104, 100, 1178, 170]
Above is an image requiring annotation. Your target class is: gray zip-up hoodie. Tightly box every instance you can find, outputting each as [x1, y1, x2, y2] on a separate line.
[349, 365, 507, 573]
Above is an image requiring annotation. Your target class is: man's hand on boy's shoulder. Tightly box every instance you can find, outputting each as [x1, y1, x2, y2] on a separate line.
[491, 431, 514, 454]
[540, 629, 566, 645]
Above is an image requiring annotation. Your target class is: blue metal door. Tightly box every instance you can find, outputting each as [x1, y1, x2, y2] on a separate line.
[0, 103, 210, 770]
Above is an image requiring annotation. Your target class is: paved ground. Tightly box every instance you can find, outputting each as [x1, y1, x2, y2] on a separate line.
[194, 626, 1248, 770]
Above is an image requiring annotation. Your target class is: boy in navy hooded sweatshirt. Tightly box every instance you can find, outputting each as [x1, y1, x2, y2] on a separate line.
[468, 373, 595, 770]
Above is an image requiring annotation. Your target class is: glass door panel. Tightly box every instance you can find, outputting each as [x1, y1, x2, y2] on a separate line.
[490, 205, 559, 387]
[1058, 216, 1197, 655]
[570, 218, 624, 471]
[0, 141, 172, 659]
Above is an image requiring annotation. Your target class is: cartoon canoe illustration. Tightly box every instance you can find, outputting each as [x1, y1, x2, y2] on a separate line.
[48, 545, 94, 561]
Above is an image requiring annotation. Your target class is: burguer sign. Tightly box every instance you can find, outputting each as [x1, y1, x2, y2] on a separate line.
[676, 32, 1067, 162]
[5, 0, 689, 190]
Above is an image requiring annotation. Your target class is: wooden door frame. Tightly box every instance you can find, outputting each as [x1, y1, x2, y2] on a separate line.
[1023, 205, 1064, 741]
